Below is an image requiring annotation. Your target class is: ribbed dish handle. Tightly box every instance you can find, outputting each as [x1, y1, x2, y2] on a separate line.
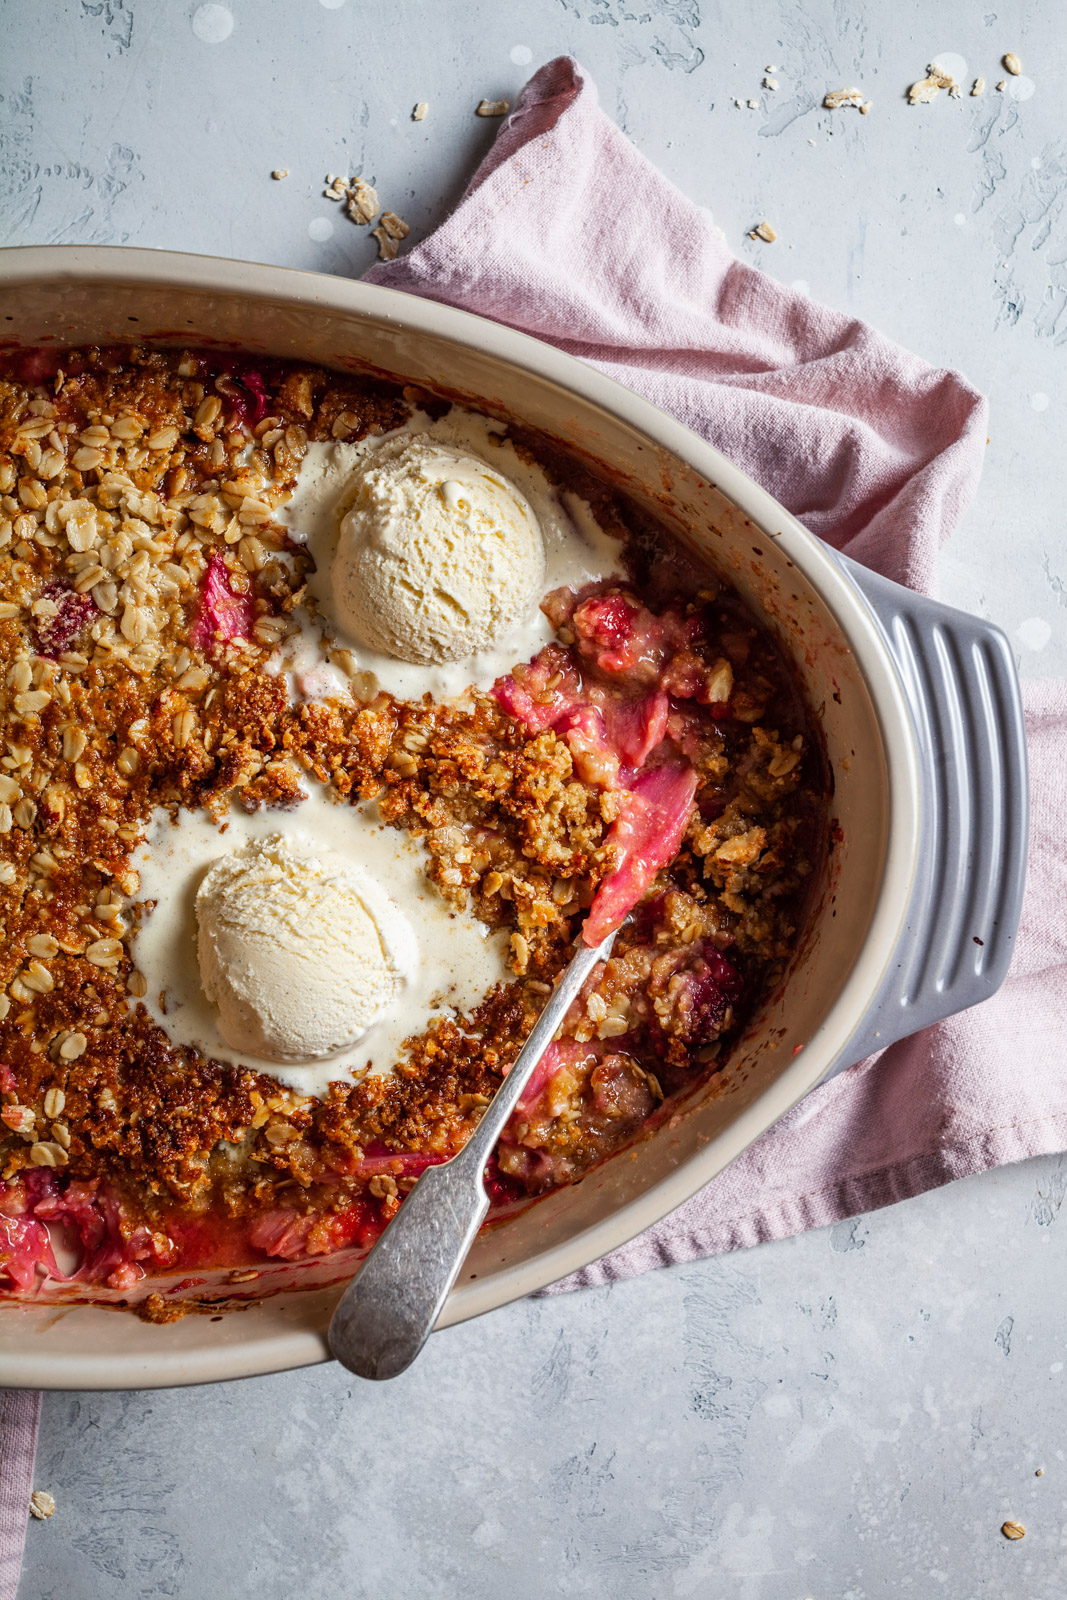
[818, 555, 1029, 1080]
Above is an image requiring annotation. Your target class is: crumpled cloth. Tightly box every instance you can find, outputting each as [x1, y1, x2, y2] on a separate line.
[368, 55, 1067, 1290]
[0, 1389, 40, 1600]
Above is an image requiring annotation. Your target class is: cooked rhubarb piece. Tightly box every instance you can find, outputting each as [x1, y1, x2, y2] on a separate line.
[32, 581, 95, 659]
[569, 590, 697, 682]
[0, 1205, 57, 1292]
[584, 765, 699, 944]
[190, 552, 254, 653]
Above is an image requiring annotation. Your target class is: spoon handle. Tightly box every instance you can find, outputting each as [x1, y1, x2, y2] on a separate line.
[328, 927, 619, 1380]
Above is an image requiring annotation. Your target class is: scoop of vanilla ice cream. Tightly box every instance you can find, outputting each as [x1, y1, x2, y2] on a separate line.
[195, 835, 416, 1064]
[332, 434, 546, 664]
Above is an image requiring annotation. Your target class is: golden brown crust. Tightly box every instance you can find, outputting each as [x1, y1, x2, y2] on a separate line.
[0, 346, 826, 1270]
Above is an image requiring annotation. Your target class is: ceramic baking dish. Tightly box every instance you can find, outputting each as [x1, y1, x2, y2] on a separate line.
[0, 247, 1028, 1389]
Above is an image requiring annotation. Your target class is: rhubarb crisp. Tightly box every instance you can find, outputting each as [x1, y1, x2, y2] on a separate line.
[0, 345, 826, 1301]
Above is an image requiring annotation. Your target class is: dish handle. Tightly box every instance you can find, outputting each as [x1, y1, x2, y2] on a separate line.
[817, 554, 1029, 1080]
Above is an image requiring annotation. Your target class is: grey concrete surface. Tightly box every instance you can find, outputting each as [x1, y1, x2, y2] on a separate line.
[3, 1, 1065, 1595]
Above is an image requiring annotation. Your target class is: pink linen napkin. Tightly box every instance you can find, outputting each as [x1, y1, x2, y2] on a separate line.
[368, 55, 1067, 1291]
[0, 1389, 40, 1600]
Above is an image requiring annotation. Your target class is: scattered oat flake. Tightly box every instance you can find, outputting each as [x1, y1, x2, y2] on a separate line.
[1001, 1520, 1026, 1540]
[824, 87, 866, 110]
[763, 76, 779, 91]
[996, 79, 1008, 91]
[346, 176, 379, 225]
[733, 97, 744, 108]
[379, 211, 410, 242]
[271, 168, 289, 180]
[765, 64, 779, 73]
[972, 77, 986, 95]
[746, 97, 760, 110]
[860, 100, 873, 114]
[807, 137, 817, 146]
[1004, 53, 1022, 76]
[476, 98, 510, 117]
[748, 221, 777, 243]
[412, 101, 429, 121]
[29, 1490, 56, 1520]
[908, 64, 958, 104]
[371, 224, 401, 261]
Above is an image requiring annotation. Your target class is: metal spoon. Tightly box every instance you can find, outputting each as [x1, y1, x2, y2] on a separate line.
[328, 924, 621, 1380]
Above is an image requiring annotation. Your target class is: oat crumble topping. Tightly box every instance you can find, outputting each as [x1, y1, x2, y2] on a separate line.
[0, 346, 827, 1299]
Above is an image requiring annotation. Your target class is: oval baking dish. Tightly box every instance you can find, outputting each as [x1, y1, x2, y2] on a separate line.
[0, 248, 1027, 1390]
